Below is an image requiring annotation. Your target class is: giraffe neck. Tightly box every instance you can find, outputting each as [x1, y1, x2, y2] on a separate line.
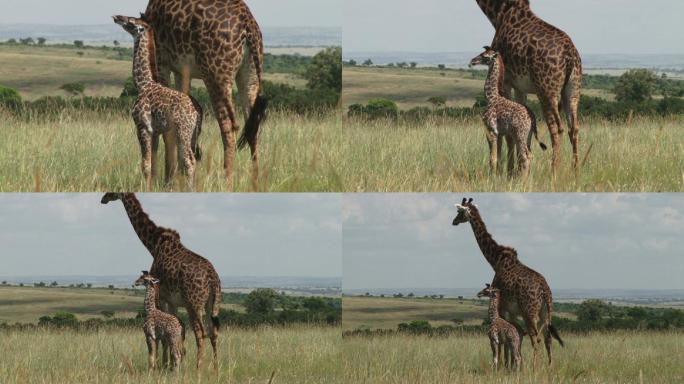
[144, 284, 159, 314]
[488, 292, 500, 321]
[132, 29, 159, 91]
[477, 0, 531, 28]
[119, 194, 160, 256]
[485, 55, 505, 101]
[467, 207, 501, 269]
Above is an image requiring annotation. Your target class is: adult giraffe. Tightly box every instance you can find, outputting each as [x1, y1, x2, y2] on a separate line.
[143, 0, 267, 190]
[475, 0, 582, 171]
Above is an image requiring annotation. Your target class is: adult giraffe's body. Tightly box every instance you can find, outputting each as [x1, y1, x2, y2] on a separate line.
[102, 193, 222, 369]
[144, 0, 267, 190]
[453, 198, 564, 368]
[475, 0, 582, 171]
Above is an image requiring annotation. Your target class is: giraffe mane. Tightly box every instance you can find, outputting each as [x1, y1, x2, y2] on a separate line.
[145, 27, 159, 82]
[495, 54, 505, 95]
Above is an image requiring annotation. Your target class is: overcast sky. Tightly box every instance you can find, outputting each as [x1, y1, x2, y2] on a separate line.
[344, 0, 684, 55]
[0, 0, 341, 27]
[0, 194, 341, 278]
[343, 194, 684, 291]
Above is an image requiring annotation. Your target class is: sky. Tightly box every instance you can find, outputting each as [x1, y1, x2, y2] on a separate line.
[343, 194, 684, 291]
[0, 0, 341, 27]
[0, 194, 341, 278]
[344, 0, 684, 55]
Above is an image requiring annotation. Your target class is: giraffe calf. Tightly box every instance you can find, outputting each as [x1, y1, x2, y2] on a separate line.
[470, 47, 546, 179]
[477, 283, 522, 371]
[135, 271, 185, 371]
[114, 15, 202, 190]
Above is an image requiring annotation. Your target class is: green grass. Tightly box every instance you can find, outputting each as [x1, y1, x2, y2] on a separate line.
[0, 326, 341, 384]
[341, 116, 684, 192]
[0, 109, 343, 192]
[342, 331, 684, 384]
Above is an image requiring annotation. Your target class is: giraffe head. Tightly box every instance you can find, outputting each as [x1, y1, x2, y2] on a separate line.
[476, 283, 501, 299]
[113, 15, 150, 39]
[134, 270, 160, 287]
[469, 47, 499, 67]
[101, 192, 124, 204]
[453, 198, 475, 226]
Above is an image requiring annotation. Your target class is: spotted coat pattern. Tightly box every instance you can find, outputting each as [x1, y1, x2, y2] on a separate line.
[475, 0, 582, 170]
[478, 284, 522, 371]
[470, 48, 546, 179]
[102, 193, 222, 369]
[113, 16, 202, 191]
[453, 198, 563, 367]
[144, 0, 266, 190]
[135, 272, 185, 370]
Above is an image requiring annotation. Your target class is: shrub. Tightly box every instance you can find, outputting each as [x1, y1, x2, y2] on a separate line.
[0, 86, 23, 111]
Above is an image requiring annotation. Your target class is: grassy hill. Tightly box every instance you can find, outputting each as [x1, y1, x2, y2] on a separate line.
[0, 44, 306, 100]
[342, 66, 614, 110]
[0, 286, 244, 324]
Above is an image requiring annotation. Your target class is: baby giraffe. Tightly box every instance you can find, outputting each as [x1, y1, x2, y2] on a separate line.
[135, 271, 184, 371]
[470, 47, 546, 179]
[113, 15, 202, 190]
[477, 283, 522, 371]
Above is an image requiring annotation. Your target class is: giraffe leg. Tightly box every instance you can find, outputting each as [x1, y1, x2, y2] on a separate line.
[517, 141, 531, 181]
[544, 326, 553, 365]
[486, 131, 498, 174]
[136, 125, 153, 191]
[236, 45, 261, 191]
[206, 81, 238, 191]
[523, 315, 542, 370]
[187, 306, 206, 370]
[146, 335, 156, 370]
[562, 70, 582, 170]
[490, 338, 498, 371]
[161, 338, 169, 368]
[505, 135, 515, 177]
[176, 126, 196, 191]
[539, 97, 563, 172]
[205, 300, 220, 370]
[163, 129, 178, 187]
[496, 135, 504, 175]
[151, 134, 160, 181]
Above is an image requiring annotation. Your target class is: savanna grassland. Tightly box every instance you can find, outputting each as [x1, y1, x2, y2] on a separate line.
[0, 286, 341, 384]
[342, 296, 684, 384]
[342, 66, 684, 192]
[1, 326, 340, 384]
[0, 44, 342, 192]
[342, 331, 683, 384]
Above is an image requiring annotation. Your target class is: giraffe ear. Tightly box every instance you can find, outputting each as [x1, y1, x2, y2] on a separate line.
[468, 198, 474, 204]
[462, 198, 467, 205]
[151, 278, 160, 284]
[483, 46, 491, 51]
[486, 283, 490, 288]
[142, 270, 149, 275]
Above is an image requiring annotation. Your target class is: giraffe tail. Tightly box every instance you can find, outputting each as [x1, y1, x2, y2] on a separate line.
[190, 95, 203, 161]
[237, 95, 268, 150]
[210, 279, 222, 332]
[526, 105, 547, 151]
[549, 324, 564, 347]
[544, 292, 564, 347]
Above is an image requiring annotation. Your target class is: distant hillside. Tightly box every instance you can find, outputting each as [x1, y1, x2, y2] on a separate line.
[0, 24, 341, 47]
[344, 51, 684, 72]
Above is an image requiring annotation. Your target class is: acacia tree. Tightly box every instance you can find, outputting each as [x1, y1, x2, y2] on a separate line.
[614, 69, 657, 104]
[304, 46, 342, 93]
